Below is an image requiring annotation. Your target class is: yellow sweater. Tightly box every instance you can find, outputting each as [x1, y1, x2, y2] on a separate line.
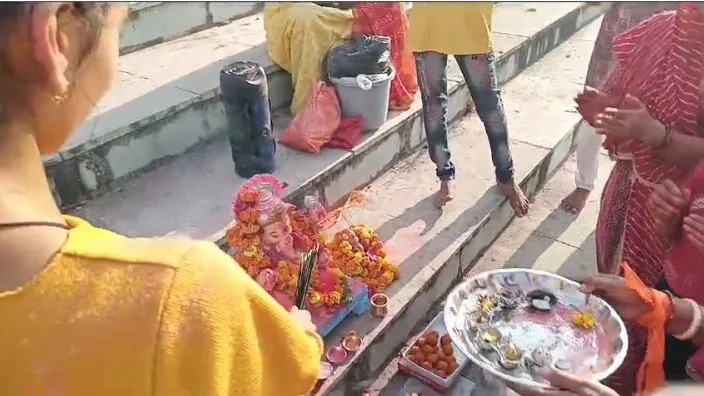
[0, 216, 323, 396]
[409, 2, 494, 55]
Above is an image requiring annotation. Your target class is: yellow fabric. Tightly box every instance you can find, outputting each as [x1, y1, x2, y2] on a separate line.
[409, 2, 494, 55]
[264, 3, 353, 114]
[0, 216, 323, 396]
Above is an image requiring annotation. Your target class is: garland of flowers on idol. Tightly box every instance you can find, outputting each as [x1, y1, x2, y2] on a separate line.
[328, 225, 399, 294]
[227, 186, 347, 307]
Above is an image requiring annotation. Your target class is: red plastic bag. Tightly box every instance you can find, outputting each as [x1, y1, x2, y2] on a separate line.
[325, 117, 365, 150]
[279, 80, 341, 153]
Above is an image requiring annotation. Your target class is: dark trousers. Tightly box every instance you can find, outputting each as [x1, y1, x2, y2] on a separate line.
[414, 51, 514, 184]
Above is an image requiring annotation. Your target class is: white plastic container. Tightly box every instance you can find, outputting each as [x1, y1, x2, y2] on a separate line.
[329, 68, 395, 131]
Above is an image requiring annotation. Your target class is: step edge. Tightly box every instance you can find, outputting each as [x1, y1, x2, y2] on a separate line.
[119, 2, 265, 55]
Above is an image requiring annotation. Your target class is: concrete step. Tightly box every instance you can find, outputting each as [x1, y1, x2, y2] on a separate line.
[67, 2, 607, 242]
[48, 2, 607, 210]
[120, 2, 263, 54]
[309, 15, 603, 395]
[367, 151, 614, 396]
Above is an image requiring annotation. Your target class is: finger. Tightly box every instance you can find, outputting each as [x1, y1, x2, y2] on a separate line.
[685, 225, 704, 253]
[684, 215, 704, 235]
[580, 274, 625, 292]
[593, 114, 623, 130]
[661, 181, 688, 208]
[684, 222, 704, 245]
[621, 94, 644, 110]
[649, 193, 680, 216]
[682, 188, 692, 202]
[507, 382, 547, 396]
[539, 368, 592, 394]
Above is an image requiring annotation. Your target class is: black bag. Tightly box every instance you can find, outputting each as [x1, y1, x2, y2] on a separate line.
[326, 35, 391, 79]
[220, 61, 276, 178]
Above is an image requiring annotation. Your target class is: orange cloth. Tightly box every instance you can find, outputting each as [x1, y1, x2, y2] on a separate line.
[623, 263, 672, 395]
[353, 2, 418, 110]
[0, 216, 323, 396]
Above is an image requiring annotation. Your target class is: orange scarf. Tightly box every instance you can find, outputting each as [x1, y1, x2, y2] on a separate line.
[622, 264, 673, 394]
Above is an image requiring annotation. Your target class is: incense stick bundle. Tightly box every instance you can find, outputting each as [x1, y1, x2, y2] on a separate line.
[295, 244, 320, 309]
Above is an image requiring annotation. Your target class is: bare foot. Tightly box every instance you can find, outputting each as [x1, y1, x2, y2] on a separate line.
[435, 180, 455, 208]
[499, 182, 529, 217]
[560, 188, 591, 214]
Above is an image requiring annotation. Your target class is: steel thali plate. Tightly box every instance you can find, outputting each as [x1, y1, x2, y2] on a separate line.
[443, 268, 628, 388]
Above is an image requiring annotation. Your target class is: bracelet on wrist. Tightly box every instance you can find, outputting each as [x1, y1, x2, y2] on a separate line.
[673, 298, 703, 341]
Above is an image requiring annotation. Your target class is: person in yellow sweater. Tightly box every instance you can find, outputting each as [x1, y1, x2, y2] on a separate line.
[409, 2, 530, 216]
[0, 3, 322, 395]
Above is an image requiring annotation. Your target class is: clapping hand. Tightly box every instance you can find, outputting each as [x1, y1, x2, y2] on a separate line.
[683, 213, 704, 254]
[592, 94, 663, 142]
[649, 180, 691, 239]
[574, 86, 619, 127]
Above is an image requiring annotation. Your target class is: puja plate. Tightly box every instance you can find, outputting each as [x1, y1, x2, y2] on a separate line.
[443, 269, 628, 389]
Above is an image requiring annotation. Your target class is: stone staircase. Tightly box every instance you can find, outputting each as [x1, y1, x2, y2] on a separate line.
[53, 2, 608, 394]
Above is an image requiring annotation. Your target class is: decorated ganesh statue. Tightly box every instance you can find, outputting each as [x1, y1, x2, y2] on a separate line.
[227, 175, 368, 334]
[227, 175, 401, 334]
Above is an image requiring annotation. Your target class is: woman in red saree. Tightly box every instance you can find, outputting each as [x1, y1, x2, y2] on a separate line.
[352, 2, 418, 110]
[577, 3, 704, 394]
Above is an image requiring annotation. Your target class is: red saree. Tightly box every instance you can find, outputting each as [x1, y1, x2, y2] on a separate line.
[662, 161, 704, 381]
[595, 4, 704, 394]
[352, 2, 418, 111]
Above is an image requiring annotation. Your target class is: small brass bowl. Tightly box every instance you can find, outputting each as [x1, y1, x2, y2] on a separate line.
[371, 293, 389, 317]
[342, 331, 362, 353]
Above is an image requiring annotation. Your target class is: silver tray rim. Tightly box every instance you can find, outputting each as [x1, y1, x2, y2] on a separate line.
[443, 268, 629, 389]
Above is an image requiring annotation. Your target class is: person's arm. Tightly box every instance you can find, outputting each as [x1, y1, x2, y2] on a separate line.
[153, 241, 323, 396]
[639, 121, 704, 170]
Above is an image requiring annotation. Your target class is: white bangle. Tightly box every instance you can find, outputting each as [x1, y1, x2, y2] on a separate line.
[673, 298, 702, 341]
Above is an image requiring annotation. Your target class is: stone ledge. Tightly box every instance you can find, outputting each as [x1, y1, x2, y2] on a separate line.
[120, 2, 264, 55]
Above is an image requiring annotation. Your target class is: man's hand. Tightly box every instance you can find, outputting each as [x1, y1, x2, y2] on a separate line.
[508, 368, 618, 396]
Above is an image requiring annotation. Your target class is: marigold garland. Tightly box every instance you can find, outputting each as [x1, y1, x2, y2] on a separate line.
[328, 225, 399, 294]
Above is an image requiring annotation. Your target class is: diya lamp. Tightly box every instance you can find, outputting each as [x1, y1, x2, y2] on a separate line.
[370, 293, 389, 317]
[326, 346, 348, 366]
[497, 342, 523, 370]
[476, 326, 502, 352]
[498, 287, 522, 309]
[342, 331, 362, 353]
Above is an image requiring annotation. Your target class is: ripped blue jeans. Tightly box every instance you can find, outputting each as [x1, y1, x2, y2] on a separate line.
[414, 51, 514, 184]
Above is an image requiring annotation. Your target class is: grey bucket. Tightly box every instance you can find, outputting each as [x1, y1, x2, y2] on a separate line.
[329, 68, 395, 131]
